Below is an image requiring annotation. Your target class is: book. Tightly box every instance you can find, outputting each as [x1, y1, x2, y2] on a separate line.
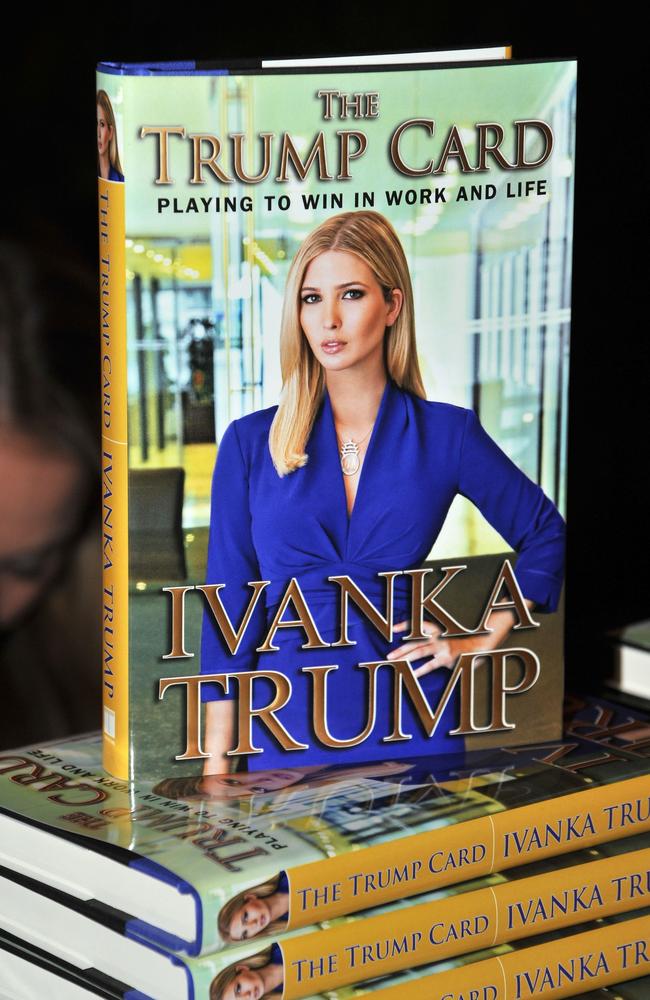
[1, 906, 650, 999]
[0, 694, 649, 957]
[0, 928, 132, 1000]
[1, 831, 650, 998]
[608, 621, 650, 701]
[97, 48, 576, 783]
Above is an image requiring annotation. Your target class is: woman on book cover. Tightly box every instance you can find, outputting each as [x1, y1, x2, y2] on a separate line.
[218, 874, 289, 943]
[96, 89, 124, 182]
[200, 210, 565, 773]
[210, 944, 284, 1000]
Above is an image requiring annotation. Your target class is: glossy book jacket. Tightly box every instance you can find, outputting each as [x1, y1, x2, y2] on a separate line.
[96, 51, 576, 782]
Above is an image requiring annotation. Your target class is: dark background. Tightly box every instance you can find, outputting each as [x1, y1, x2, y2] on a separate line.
[1, 12, 646, 691]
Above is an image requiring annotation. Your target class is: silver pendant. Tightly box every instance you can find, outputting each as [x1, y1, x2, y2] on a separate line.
[340, 439, 360, 476]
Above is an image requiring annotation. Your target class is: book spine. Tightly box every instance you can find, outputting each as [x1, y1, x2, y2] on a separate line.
[287, 772, 650, 928]
[373, 912, 650, 1000]
[278, 847, 650, 998]
[98, 172, 129, 781]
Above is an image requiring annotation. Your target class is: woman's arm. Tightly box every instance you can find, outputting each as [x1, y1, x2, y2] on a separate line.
[203, 700, 237, 774]
[388, 406, 564, 678]
[388, 601, 536, 676]
[200, 421, 266, 774]
[456, 408, 565, 614]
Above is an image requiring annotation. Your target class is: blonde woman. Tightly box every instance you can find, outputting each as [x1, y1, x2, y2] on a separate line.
[200, 211, 565, 773]
[218, 876, 289, 943]
[96, 89, 124, 182]
[209, 945, 283, 1000]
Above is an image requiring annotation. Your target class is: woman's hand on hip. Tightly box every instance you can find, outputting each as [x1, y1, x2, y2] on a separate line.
[386, 620, 456, 677]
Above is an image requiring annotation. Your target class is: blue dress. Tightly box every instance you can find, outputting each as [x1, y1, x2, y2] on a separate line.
[200, 379, 565, 769]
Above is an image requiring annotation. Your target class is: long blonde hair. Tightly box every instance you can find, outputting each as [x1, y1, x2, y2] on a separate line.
[269, 210, 425, 476]
[210, 947, 277, 1000]
[218, 875, 286, 942]
[96, 89, 123, 177]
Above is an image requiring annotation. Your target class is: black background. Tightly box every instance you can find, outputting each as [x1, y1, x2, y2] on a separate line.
[1, 11, 646, 688]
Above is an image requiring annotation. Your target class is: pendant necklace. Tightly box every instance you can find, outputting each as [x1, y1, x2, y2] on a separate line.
[338, 425, 373, 477]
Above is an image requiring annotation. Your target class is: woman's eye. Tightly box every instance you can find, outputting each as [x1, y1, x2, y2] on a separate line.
[343, 288, 363, 299]
[243, 910, 248, 922]
[3, 551, 57, 581]
[242, 929, 248, 939]
[222, 777, 240, 786]
[301, 293, 319, 304]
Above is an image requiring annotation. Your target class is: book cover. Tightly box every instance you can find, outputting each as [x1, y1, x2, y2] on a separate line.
[97, 52, 576, 783]
[0, 694, 649, 957]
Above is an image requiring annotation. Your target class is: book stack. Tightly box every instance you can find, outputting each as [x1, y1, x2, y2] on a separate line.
[3, 46, 650, 1000]
[1, 693, 650, 998]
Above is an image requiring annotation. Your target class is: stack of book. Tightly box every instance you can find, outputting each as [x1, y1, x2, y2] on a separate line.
[1, 693, 650, 998]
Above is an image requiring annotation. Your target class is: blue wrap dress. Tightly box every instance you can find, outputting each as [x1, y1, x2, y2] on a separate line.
[200, 379, 565, 768]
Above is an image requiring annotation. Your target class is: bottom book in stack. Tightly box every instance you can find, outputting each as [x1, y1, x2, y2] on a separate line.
[1, 830, 650, 998]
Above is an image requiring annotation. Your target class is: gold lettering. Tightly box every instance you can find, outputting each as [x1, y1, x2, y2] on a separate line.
[433, 125, 474, 174]
[390, 119, 435, 176]
[189, 134, 233, 183]
[276, 132, 332, 181]
[231, 132, 274, 183]
[337, 130, 367, 180]
[140, 126, 186, 184]
[163, 585, 195, 659]
[230, 671, 308, 755]
[159, 674, 216, 760]
[405, 566, 477, 638]
[475, 122, 513, 170]
[305, 664, 380, 747]
[258, 578, 328, 652]
[515, 119, 554, 168]
[330, 572, 401, 647]
[0, 756, 31, 775]
[449, 648, 541, 734]
[475, 559, 539, 632]
[197, 581, 269, 655]
[385, 658, 466, 741]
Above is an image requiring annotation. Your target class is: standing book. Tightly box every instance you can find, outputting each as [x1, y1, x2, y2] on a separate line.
[97, 48, 575, 782]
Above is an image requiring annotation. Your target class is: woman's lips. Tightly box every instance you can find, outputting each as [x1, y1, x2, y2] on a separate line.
[321, 339, 345, 354]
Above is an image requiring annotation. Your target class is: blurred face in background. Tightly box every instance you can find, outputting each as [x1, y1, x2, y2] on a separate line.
[0, 427, 88, 629]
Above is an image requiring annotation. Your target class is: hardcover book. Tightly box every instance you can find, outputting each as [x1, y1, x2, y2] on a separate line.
[1, 906, 650, 999]
[0, 694, 648, 958]
[97, 49, 576, 784]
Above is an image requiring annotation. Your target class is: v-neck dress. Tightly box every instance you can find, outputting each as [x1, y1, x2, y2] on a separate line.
[200, 380, 565, 768]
